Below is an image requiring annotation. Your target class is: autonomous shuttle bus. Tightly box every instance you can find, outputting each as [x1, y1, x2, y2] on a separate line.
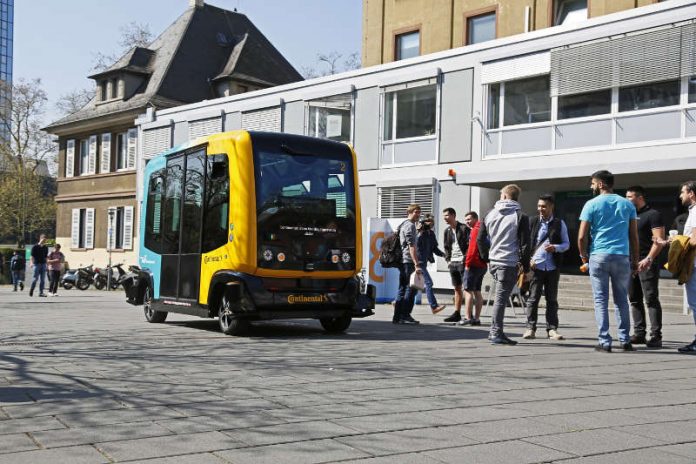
[123, 131, 375, 335]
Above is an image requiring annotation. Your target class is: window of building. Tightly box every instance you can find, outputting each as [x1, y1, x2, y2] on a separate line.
[308, 93, 352, 143]
[503, 75, 551, 126]
[99, 82, 107, 101]
[378, 185, 434, 219]
[487, 83, 500, 129]
[466, 11, 496, 45]
[618, 79, 680, 112]
[689, 77, 696, 104]
[554, 0, 587, 26]
[558, 89, 611, 119]
[116, 132, 127, 170]
[395, 30, 420, 61]
[71, 207, 94, 250]
[110, 78, 118, 99]
[384, 84, 437, 141]
[106, 206, 131, 250]
[79, 139, 89, 175]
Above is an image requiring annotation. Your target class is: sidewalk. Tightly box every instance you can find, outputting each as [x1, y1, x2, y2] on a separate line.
[1, 288, 696, 463]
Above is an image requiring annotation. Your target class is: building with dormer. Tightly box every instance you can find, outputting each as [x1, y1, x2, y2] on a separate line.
[43, 0, 302, 268]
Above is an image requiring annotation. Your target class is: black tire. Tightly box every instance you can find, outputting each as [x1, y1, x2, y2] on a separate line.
[94, 279, 105, 290]
[143, 287, 167, 323]
[218, 291, 249, 336]
[76, 278, 91, 291]
[62, 282, 73, 290]
[320, 314, 352, 333]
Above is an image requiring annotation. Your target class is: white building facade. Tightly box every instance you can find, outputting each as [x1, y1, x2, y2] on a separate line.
[135, 0, 696, 293]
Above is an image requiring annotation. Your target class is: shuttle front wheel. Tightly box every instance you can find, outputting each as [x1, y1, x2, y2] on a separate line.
[218, 291, 249, 336]
[320, 314, 352, 333]
[143, 287, 168, 323]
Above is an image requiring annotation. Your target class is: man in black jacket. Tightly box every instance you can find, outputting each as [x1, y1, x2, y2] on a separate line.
[442, 207, 470, 323]
[523, 194, 569, 341]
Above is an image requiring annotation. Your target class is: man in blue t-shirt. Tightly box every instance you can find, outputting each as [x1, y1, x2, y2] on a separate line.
[578, 170, 639, 353]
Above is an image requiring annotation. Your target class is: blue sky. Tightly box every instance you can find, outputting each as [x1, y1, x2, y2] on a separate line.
[14, 0, 362, 124]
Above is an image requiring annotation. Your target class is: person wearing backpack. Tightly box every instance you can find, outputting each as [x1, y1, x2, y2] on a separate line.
[10, 250, 25, 292]
[393, 204, 423, 325]
[477, 184, 531, 345]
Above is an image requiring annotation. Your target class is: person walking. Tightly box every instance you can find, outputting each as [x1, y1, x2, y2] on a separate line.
[578, 170, 639, 352]
[626, 186, 665, 348]
[442, 207, 470, 323]
[29, 234, 49, 297]
[477, 184, 531, 345]
[523, 194, 569, 341]
[10, 251, 25, 292]
[47, 244, 65, 297]
[393, 204, 422, 325]
[459, 211, 486, 326]
[416, 214, 447, 314]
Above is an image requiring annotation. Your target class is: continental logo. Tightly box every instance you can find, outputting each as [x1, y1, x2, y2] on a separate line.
[287, 294, 329, 304]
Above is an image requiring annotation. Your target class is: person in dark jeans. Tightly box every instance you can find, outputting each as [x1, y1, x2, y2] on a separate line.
[10, 251, 25, 291]
[47, 243, 65, 296]
[29, 234, 49, 297]
[626, 186, 665, 348]
[478, 184, 531, 345]
[523, 194, 569, 341]
[393, 204, 422, 325]
[416, 214, 446, 314]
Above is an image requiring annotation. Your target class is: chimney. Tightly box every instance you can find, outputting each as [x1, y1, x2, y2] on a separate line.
[189, 0, 204, 8]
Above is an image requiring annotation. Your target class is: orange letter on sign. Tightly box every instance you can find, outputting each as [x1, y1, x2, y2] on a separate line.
[369, 232, 385, 283]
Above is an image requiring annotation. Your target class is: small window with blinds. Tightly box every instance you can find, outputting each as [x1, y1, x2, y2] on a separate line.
[189, 117, 222, 140]
[142, 126, 171, 159]
[378, 185, 434, 219]
[71, 208, 95, 249]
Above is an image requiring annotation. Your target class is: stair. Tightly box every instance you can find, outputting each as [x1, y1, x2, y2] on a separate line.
[536, 274, 685, 313]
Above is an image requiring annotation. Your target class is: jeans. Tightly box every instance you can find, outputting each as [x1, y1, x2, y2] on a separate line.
[11, 270, 22, 290]
[30, 263, 46, 294]
[417, 263, 438, 308]
[589, 254, 631, 346]
[629, 261, 662, 338]
[489, 265, 518, 337]
[394, 262, 416, 322]
[49, 270, 61, 294]
[685, 268, 696, 338]
[525, 268, 560, 331]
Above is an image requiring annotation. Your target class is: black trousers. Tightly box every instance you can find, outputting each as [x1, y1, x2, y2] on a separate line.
[49, 270, 61, 294]
[629, 262, 662, 338]
[525, 268, 560, 331]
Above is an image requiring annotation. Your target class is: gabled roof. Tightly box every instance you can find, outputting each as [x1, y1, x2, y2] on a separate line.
[45, 2, 303, 133]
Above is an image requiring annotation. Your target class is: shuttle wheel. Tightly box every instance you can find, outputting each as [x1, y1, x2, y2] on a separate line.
[143, 286, 167, 323]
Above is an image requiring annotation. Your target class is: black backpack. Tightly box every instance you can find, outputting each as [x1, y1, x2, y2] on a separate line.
[379, 221, 406, 268]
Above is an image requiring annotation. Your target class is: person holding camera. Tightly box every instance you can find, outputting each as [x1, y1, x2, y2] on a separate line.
[416, 214, 447, 314]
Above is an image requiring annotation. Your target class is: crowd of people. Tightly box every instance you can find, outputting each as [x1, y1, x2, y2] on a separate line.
[392, 170, 696, 354]
[8, 234, 65, 297]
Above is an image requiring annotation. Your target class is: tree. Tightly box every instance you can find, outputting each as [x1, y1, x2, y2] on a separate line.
[301, 51, 361, 79]
[92, 22, 153, 72]
[55, 87, 94, 117]
[0, 78, 57, 246]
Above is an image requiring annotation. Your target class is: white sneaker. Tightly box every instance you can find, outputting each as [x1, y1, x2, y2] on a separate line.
[548, 329, 565, 340]
[47, 293, 55, 297]
[522, 329, 536, 339]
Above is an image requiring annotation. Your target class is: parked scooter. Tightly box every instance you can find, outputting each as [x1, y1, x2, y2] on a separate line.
[93, 263, 127, 290]
[60, 264, 94, 290]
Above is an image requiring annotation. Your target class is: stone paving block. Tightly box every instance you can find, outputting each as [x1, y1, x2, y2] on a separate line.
[31, 421, 174, 448]
[122, 453, 228, 464]
[333, 454, 446, 464]
[513, 397, 611, 415]
[169, 398, 278, 416]
[424, 439, 574, 463]
[0, 433, 39, 454]
[95, 430, 243, 461]
[0, 415, 66, 435]
[156, 411, 283, 434]
[3, 397, 125, 419]
[57, 405, 183, 428]
[428, 404, 535, 425]
[617, 420, 696, 444]
[224, 419, 359, 446]
[531, 409, 650, 431]
[657, 442, 696, 459]
[618, 404, 696, 422]
[553, 448, 695, 464]
[523, 428, 667, 456]
[213, 438, 370, 464]
[330, 411, 450, 433]
[335, 425, 479, 456]
[0, 445, 108, 464]
[446, 417, 568, 443]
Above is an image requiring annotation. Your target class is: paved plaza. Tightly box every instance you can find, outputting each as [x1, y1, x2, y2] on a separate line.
[1, 288, 696, 463]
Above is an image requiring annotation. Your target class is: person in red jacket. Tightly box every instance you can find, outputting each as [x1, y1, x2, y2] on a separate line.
[459, 212, 488, 326]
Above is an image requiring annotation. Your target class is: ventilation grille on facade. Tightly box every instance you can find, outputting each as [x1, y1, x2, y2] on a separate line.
[189, 117, 221, 140]
[241, 107, 281, 132]
[378, 185, 434, 219]
[551, 24, 696, 97]
[142, 127, 171, 159]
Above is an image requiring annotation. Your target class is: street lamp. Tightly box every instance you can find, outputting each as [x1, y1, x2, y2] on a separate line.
[107, 208, 115, 291]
